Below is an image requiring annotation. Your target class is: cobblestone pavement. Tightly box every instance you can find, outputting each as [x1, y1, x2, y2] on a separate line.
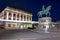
[0, 29, 60, 40]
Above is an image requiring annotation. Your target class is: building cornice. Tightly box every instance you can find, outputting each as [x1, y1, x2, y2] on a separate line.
[2, 6, 33, 16]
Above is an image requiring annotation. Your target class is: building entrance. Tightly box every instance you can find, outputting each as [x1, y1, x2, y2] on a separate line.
[20, 25, 24, 29]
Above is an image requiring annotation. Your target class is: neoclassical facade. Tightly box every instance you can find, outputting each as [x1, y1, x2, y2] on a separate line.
[0, 7, 33, 29]
[3, 7, 32, 21]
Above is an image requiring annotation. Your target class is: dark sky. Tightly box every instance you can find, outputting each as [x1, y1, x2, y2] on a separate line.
[0, 0, 60, 22]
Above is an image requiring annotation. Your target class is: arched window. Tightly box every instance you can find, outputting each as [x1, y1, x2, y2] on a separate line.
[17, 14, 19, 18]
[9, 13, 11, 16]
[21, 15, 23, 21]
[13, 13, 16, 17]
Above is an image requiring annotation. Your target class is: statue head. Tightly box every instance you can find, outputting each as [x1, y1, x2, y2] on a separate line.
[42, 5, 45, 11]
[46, 5, 51, 10]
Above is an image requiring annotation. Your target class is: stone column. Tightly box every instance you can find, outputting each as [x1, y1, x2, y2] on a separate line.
[26, 16, 27, 21]
[31, 16, 32, 21]
[11, 13, 13, 20]
[28, 16, 30, 21]
[16, 14, 17, 20]
[6, 12, 9, 20]
[2, 11, 4, 19]
[30, 16, 32, 21]
[19, 14, 21, 21]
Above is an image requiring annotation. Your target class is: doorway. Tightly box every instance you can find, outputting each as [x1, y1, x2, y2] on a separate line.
[20, 25, 24, 29]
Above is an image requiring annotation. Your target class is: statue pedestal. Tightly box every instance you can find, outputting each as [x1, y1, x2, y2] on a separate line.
[38, 17, 52, 33]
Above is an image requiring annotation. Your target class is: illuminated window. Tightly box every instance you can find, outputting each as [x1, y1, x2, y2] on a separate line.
[8, 24, 11, 27]
[13, 24, 15, 27]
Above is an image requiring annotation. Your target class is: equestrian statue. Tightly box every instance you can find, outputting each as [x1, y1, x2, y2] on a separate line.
[38, 5, 51, 17]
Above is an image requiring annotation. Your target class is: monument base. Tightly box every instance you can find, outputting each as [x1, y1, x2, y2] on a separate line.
[38, 17, 52, 33]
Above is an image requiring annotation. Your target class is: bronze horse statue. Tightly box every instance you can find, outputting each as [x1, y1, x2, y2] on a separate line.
[38, 5, 51, 17]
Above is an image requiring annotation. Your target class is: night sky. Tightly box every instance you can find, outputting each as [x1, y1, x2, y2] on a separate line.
[0, 0, 60, 22]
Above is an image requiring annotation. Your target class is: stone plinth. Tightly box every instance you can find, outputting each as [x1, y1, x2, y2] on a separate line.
[38, 17, 52, 33]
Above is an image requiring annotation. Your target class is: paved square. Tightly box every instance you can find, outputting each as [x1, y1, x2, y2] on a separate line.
[0, 29, 60, 40]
